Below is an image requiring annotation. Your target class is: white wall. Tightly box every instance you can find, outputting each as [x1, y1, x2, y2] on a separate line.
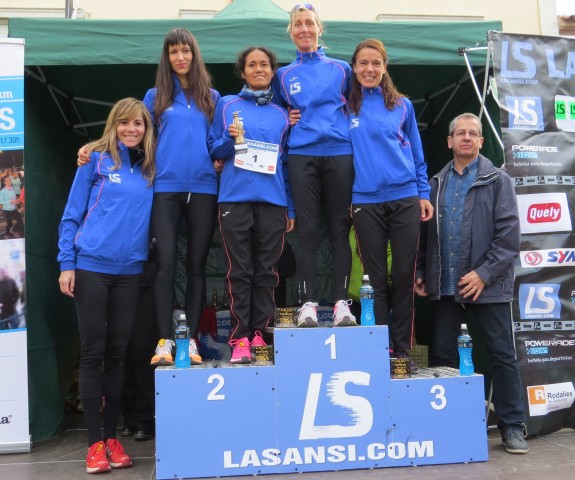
[1, 0, 558, 35]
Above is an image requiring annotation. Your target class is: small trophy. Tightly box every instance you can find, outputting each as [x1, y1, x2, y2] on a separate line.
[233, 111, 248, 154]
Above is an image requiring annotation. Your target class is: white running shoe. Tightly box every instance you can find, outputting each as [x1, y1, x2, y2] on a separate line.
[297, 302, 319, 327]
[150, 339, 175, 366]
[189, 338, 202, 365]
[333, 299, 357, 326]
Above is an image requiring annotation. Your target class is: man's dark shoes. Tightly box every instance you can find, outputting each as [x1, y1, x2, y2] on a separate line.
[501, 425, 529, 454]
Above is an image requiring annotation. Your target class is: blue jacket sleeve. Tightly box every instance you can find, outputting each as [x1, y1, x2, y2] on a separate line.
[208, 98, 235, 161]
[271, 75, 288, 109]
[142, 88, 157, 126]
[403, 100, 431, 201]
[57, 154, 98, 271]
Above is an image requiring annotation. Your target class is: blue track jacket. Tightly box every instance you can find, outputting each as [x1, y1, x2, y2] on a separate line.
[272, 47, 352, 156]
[143, 75, 220, 194]
[58, 145, 153, 275]
[208, 94, 295, 218]
[349, 90, 430, 204]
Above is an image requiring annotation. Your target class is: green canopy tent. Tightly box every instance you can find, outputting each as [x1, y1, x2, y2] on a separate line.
[8, 15, 502, 440]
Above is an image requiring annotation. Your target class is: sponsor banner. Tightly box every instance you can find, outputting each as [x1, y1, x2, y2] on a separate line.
[516, 192, 571, 234]
[527, 382, 575, 417]
[491, 31, 575, 436]
[520, 247, 575, 268]
[0, 38, 29, 454]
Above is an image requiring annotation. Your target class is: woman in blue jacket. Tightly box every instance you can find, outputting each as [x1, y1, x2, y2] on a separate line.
[58, 98, 155, 474]
[348, 39, 433, 367]
[272, 4, 355, 327]
[143, 29, 220, 367]
[209, 46, 295, 363]
[77, 30, 220, 367]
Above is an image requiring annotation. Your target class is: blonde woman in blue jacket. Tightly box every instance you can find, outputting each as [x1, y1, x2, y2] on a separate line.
[348, 39, 433, 367]
[58, 98, 155, 474]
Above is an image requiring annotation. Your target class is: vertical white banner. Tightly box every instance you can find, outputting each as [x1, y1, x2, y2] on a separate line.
[0, 37, 30, 454]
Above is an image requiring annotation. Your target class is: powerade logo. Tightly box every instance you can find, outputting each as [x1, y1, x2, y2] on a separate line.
[526, 347, 548, 355]
[519, 284, 561, 319]
[520, 249, 575, 268]
[505, 96, 544, 131]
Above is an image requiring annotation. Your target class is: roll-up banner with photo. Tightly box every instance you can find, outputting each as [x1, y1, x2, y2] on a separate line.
[0, 37, 29, 453]
[490, 31, 575, 436]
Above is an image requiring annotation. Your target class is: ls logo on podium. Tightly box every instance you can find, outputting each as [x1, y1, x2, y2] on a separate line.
[300, 370, 373, 440]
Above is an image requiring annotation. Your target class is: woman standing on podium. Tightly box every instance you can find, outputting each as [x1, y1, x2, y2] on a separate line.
[348, 39, 433, 367]
[272, 3, 356, 327]
[208, 46, 295, 364]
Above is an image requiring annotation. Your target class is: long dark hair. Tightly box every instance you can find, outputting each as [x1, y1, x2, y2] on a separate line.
[348, 39, 404, 115]
[153, 29, 215, 121]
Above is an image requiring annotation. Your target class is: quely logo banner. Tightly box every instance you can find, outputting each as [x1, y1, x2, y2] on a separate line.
[490, 30, 575, 437]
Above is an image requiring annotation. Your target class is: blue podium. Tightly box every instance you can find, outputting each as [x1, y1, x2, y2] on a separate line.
[155, 327, 487, 479]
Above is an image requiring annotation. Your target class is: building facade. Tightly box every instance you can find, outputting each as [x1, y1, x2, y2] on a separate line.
[0, 0, 562, 37]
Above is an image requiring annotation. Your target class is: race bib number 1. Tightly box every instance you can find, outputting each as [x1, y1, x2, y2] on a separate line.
[234, 138, 278, 175]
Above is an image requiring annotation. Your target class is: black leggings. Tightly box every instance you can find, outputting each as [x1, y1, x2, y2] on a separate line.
[151, 192, 217, 338]
[288, 154, 354, 302]
[74, 269, 141, 444]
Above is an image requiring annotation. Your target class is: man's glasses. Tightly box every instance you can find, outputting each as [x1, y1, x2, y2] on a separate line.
[452, 130, 481, 138]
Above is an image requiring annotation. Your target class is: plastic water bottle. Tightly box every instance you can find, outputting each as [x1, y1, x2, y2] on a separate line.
[174, 314, 190, 369]
[359, 274, 375, 326]
[458, 323, 474, 376]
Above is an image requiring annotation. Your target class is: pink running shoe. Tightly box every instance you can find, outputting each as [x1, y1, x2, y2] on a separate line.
[229, 337, 251, 364]
[251, 331, 267, 347]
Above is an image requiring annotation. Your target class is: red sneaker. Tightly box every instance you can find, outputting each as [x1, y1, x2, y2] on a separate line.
[86, 440, 111, 474]
[105, 438, 132, 469]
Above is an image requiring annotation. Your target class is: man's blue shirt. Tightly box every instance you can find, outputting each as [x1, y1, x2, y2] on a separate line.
[440, 157, 478, 295]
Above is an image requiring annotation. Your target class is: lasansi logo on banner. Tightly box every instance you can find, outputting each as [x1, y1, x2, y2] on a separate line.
[499, 40, 575, 82]
[517, 193, 572, 234]
[518, 284, 561, 319]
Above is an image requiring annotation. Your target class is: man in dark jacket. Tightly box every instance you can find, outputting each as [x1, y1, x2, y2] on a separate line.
[415, 113, 528, 454]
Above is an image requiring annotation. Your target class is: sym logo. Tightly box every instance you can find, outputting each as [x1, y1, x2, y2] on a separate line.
[519, 284, 561, 319]
[522, 251, 543, 266]
[520, 249, 575, 268]
[505, 96, 544, 131]
[527, 203, 561, 224]
[517, 193, 572, 234]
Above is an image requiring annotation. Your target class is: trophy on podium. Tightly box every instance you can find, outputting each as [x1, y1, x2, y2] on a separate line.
[233, 112, 248, 154]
